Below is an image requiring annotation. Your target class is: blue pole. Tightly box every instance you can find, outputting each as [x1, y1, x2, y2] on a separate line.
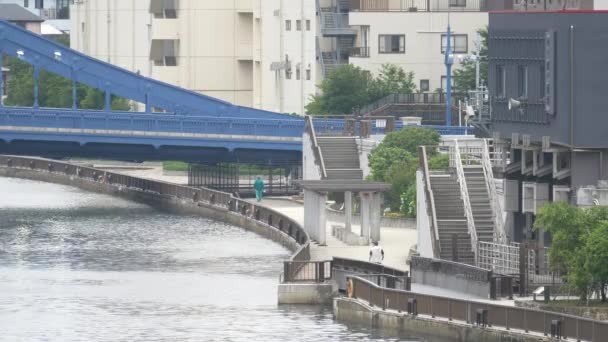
[72, 79, 77, 109]
[445, 22, 453, 127]
[33, 65, 39, 108]
[0, 53, 3, 107]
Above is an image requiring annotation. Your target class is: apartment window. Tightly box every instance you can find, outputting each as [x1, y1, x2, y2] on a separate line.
[441, 76, 453, 91]
[35, 0, 43, 9]
[441, 34, 468, 54]
[150, 39, 178, 66]
[56, 0, 70, 19]
[151, 0, 178, 18]
[296, 67, 301, 80]
[285, 20, 291, 31]
[449, 0, 466, 6]
[296, 20, 302, 31]
[306, 20, 311, 31]
[306, 68, 311, 80]
[420, 79, 430, 92]
[378, 35, 405, 54]
[24, 0, 29, 8]
[496, 65, 506, 98]
[517, 65, 528, 98]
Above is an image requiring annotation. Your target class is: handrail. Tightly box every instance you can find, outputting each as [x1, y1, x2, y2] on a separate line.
[482, 139, 507, 244]
[418, 146, 440, 257]
[359, 92, 467, 116]
[305, 115, 328, 179]
[452, 140, 478, 263]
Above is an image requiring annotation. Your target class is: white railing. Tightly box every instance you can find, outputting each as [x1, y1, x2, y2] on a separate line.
[420, 146, 441, 257]
[452, 140, 478, 262]
[483, 139, 507, 244]
[305, 116, 327, 179]
[477, 240, 519, 275]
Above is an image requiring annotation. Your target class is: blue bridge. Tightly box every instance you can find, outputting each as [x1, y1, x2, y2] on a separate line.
[0, 21, 469, 163]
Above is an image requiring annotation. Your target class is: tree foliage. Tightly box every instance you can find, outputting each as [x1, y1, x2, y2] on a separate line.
[306, 63, 416, 115]
[368, 127, 443, 216]
[535, 204, 608, 301]
[453, 27, 488, 94]
[3, 35, 131, 111]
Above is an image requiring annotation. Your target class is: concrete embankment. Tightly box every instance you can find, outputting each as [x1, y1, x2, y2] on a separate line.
[334, 298, 550, 342]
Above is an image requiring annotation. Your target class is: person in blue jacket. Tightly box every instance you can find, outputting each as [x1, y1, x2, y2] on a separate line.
[254, 176, 265, 202]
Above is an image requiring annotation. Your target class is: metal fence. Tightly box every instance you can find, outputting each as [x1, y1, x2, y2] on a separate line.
[283, 261, 332, 283]
[350, 276, 608, 341]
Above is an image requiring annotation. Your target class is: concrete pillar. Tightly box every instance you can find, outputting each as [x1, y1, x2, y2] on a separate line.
[345, 191, 352, 233]
[370, 192, 382, 243]
[360, 192, 371, 244]
[303, 189, 327, 245]
[0, 53, 3, 107]
[33, 65, 40, 108]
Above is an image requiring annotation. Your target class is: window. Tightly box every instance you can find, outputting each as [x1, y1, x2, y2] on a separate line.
[378, 35, 405, 54]
[24, 0, 29, 8]
[150, 39, 178, 66]
[306, 69, 311, 80]
[296, 20, 302, 31]
[449, 0, 466, 6]
[296, 67, 301, 80]
[496, 65, 505, 98]
[420, 79, 430, 92]
[151, 0, 178, 18]
[56, 0, 70, 19]
[285, 20, 291, 31]
[441, 76, 453, 91]
[35, 0, 43, 9]
[517, 65, 528, 98]
[306, 20, 311, 31]
[286, 67, 292, 80]
[441, 34, 468, 54]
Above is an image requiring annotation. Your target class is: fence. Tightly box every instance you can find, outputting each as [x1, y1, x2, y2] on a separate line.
[283, 260, 332, 283]
[0, 155, 311, 267]
[350, 275, 608, 341]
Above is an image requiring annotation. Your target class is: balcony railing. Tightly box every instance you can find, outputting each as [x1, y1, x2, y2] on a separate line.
[349, 46, 370, 58]
[349, 0, 487, 12]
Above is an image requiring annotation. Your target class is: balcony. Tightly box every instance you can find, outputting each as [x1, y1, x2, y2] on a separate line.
[349, 0, 488, 12]
[349, 46, 370, 58]
[152, 18, 179, 40]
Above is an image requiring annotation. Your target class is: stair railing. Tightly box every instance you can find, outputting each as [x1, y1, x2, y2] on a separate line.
[482, 139, 507, 244]
[452, 140, 478, 263]
[305, 115, 327, 179]
[419, 146, 441, 257]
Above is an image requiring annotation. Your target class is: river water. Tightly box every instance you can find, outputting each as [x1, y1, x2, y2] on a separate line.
[0, 177, 427, 342]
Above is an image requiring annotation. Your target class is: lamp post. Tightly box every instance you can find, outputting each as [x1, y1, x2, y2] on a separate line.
[445, 21, 453, 127]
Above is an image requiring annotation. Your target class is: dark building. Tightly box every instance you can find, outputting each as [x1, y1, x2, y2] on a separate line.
[488, 11, 608, 242]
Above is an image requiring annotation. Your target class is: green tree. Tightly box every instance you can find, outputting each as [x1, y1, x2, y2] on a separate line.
[453, 27, 488, 94]
[367, 127, 442, 215]
[375, 63, 416, 96]
[306, 63, 417, 115]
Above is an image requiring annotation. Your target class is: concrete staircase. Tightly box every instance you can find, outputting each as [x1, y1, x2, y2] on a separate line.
[429, 170, 475, 264]
[317, 136, 363, 180]
[463, 166, 495, 243]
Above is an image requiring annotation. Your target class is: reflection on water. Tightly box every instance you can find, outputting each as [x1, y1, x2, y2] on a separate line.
[0, 177, 425, 341]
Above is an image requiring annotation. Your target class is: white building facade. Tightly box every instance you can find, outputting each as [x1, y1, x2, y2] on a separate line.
[347, 0, 488, 93]
[70, 0, 319, 115]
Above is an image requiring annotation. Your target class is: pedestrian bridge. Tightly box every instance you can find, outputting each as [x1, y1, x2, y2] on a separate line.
[0, 20, 469, 162]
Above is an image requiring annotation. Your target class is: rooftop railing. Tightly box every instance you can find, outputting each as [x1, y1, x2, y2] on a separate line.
[349, 0, 488, 12]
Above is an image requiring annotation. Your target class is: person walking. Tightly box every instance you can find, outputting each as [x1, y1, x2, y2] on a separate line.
[254, 176, 265, 202]
[369, 241, 384, 264]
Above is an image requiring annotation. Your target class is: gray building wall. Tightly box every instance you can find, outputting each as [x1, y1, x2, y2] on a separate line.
[489, 12, 608, 149]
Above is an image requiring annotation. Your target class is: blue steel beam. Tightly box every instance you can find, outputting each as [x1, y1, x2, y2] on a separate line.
[0, 20, 295, 119]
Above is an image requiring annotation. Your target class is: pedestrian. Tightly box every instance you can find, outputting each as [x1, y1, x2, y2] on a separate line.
[369, 241, 384, 264]
[254, 176, 265, 202]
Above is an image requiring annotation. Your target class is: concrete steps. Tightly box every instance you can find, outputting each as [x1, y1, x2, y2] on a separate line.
[317, 136, 362, 180]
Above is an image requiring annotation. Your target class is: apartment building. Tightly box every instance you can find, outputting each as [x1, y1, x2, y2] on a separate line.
[0, 0, 70, 32]
[70, 0, 319, 115]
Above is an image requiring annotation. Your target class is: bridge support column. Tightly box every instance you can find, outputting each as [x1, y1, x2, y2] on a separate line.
[72, 79, 77, 109]
[33, 65, 40, 108]
[104, 87, 111, 111]
[344, 191, 352, 233]
[360, 192, 371, 243]
[304, 189, 327, 246]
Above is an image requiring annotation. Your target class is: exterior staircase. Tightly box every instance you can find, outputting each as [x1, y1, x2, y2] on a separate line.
[429, 171, 475, 264]
[317, 136, 363, 180]
[321, 51, 338, 75]
[464, 166, 495, 243]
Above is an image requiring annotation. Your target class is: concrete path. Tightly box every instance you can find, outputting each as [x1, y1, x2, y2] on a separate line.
[256, 198, 417, 271]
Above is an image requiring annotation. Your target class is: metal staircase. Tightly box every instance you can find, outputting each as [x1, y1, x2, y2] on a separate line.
[317, 137, 363, 180]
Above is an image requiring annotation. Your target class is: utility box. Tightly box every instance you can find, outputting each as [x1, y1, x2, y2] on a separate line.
[522, 182, 549, 214]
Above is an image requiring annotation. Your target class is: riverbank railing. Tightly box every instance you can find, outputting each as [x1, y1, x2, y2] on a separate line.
[0, 155, 311, 267]
[349, 275, 608, 341]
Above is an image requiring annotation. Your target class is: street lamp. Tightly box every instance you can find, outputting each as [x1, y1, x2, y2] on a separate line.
[444, 22, 453, 127]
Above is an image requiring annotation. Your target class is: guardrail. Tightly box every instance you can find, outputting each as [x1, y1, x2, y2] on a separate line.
[0, 155, 311, 274]
[482, 139, 507, 244]
[349, 275, 608, 341]
[452, 140, 478, 263]
[283, 260, 332, 283]
[418, 146, 441, 257]
[359, 92, 467, 116]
